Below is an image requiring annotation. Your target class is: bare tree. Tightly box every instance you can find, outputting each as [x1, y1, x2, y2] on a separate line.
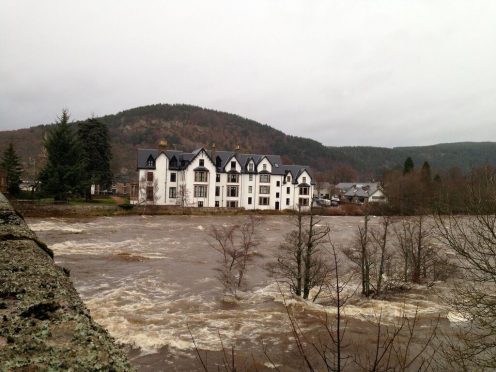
[138, 174, 159, 214]
[343, 213, 376, 297]
[276, 236, 353, 372]
[208, 216, 260, 298]
[370, 216, 391, 296]
[393, 216, 434, 284]
[176, 184, 190, 207]
[270, 206, 331, 301]
[435, 180, 496, 369]
[353, 306, 440, 372]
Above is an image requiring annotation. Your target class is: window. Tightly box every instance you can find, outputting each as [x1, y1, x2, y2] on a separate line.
[216, 173, 220, 182]
[231, 160, 236, 169]
[215, 186, 220, 197]
[248, 186, 253, 194]
[248, 197, 252, 205]
[227, 201, 238, 208]
[227, 186, 239, 197]
[286, 176, 291, 182]
[259, 186, 270, 194]
[146, 186, 154, 201]
[199, 159, 205, 167]
[248, 163, 254, 172]
[262, 164, 267, 171]
[260, 174, 270, 183]
[195, 171, 208, 182]
[249, 174, 253, 181]
[228, 173, 239, 183]
[170, 173, 176, 182]
[276, 181, 280, 187]
[215, 201, 219, 207]
[286, 198, 290, 206]
[169, 187, 177, 198]
[299, 198, 309, 206]
[259, 197, 270, 206]
[170, 157, 178, 168]
[286, 187, 290, 193]
[276, 192, 279, 198]
[147, 172, 154, 182]
[198, 201, 204, 207]
[194, 185, 207, 197]
[299, 187, 309, 195]
[215, 156, 222, 168]
[303, 176, 307, 183]
[146, 156, 155, 167]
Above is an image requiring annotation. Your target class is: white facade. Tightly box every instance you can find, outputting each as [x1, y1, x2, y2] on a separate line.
[136, 148, 314, 210]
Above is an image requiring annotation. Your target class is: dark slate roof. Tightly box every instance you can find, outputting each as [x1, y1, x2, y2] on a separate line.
[343, 183, 381, 198]
[137, 148, 314, 182]
[137, 149, 160, 169]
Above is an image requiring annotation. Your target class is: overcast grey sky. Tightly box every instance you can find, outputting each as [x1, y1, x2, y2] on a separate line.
[1, 1, 495, 147]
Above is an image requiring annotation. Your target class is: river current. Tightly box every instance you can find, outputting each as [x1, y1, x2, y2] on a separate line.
[27, 215, 452, 371]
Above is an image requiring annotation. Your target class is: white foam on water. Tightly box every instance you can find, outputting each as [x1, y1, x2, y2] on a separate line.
[49, 237, 179, 259]
[264, 362, 282, 369]
[447, 311, 470, 323]
[28, 219, 84, 233]
[248, 282, 446, 326]
[197, 225, 205, 231]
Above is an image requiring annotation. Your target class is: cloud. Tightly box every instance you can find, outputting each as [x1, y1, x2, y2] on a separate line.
[1, 0, 495, 147]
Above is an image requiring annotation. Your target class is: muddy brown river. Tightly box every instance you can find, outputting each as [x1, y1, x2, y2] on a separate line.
[26, 215, 455, 371]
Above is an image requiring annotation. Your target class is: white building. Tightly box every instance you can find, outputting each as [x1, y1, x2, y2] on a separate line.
[135, 147, 315, 210]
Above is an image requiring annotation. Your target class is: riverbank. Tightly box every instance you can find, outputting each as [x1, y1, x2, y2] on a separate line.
[11, 199, 364, 218]
[0, 193, 133, 370]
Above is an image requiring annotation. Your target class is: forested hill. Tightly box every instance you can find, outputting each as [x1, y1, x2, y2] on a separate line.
[1, 103, 495, 179]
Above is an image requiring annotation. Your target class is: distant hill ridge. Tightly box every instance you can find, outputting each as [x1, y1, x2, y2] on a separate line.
[0, 103, 495, 179]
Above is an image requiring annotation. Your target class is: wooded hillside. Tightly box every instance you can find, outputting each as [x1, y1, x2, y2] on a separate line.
[1, 104, 495, 180]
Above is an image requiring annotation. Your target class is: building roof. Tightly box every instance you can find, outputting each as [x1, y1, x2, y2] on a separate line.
[137, 147, 314, 183]
[342, 182, 381, 198]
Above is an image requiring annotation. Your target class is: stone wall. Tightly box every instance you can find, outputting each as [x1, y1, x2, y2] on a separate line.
[0, 193, 133, 371]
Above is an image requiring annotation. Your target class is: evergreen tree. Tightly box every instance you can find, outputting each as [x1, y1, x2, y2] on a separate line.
[39, 110, 82, 200]
[77, 118, 113, 200]
[403, 157, 414, 175]
[1, 143, 23, 196]
[420, 161, 432, 184]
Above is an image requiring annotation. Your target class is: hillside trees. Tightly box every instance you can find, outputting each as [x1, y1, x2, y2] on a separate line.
[39, 110, 83, 200]
[0, 143, 22, 196]
[403, 157, 414, 175]
[1, 143, 23, 196]
[77, 118, 112, 200]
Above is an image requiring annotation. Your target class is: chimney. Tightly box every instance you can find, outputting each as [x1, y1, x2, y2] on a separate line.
[158, 139, 168, 150]
[211, 143, 216, 160]
[234, 144, 240, 154]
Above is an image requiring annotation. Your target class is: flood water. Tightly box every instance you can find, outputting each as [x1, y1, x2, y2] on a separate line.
[26, 215, 453, 371]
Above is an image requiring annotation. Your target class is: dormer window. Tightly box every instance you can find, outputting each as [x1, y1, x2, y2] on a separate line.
[286, 176, 291, 182]
[216, 156, 222, 168]
[199, 159, 205, 167]
[146, 156, 155, 167]
[303, 176, 307, 183]
[231, 160, 236, 169]
[170, 157, 178, 168]
[263, 164, 267, 171]
[248, 163, 254, 172]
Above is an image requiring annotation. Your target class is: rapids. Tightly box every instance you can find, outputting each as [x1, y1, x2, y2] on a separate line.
[27, 215, 451, 371]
